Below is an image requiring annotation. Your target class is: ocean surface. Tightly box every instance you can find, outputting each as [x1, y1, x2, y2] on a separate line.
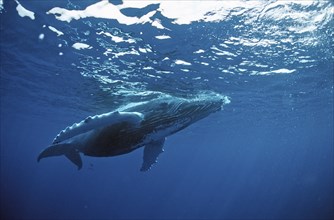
[0, 1, 333, 219]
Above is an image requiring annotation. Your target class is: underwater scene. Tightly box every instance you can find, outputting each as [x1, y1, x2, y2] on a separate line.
[0, 0, 333, 219]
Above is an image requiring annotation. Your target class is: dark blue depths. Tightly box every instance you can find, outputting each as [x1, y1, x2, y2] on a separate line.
[1, 1, 333, 219]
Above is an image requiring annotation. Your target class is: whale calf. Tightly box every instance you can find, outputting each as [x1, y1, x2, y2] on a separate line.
[38, 92, 229, 171]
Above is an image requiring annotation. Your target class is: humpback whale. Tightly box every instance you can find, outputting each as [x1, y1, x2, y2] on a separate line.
[38, 92, 229, 171]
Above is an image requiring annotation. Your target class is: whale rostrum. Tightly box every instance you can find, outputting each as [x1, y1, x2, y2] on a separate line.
[37, 92, 229, 171]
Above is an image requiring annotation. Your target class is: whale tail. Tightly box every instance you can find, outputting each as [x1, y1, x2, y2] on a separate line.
[37, 143, 82, 170]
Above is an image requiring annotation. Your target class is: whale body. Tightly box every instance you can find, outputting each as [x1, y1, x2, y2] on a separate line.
[38, 92, 229, 171]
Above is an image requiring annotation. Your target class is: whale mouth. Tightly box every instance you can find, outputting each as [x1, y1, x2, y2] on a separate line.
[192, 91, 231, 111]
[194, 91, 230, 102]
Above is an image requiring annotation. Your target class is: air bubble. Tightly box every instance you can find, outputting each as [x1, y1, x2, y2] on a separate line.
[38, 33, 45, 40]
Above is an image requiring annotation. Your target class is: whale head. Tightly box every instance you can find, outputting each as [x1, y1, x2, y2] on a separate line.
[134, 92, 229, 142]
[168, 92, 228, 123]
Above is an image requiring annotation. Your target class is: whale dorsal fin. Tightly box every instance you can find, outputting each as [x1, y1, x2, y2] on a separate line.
[141, 138, 165, 171]
[53, 111, 144, 144]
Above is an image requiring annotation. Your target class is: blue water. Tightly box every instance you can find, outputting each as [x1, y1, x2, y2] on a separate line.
[1, 1, 333, 219]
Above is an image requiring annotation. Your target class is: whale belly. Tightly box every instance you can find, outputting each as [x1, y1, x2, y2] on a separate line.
[78, 122, 144, 157]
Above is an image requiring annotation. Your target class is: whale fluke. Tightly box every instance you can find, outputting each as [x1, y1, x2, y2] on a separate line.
[37, 143, 82, 170]
[141, 138, 165, 171]
[64, 148, 82, 170]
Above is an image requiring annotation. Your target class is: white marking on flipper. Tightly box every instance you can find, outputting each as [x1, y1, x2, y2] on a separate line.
[53, 111, 144, 144]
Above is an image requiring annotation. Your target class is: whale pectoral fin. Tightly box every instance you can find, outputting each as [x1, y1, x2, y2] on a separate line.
[37, 143, 82, 170]
[141, 138, 165, 172]
[65, 149, 82, 170]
